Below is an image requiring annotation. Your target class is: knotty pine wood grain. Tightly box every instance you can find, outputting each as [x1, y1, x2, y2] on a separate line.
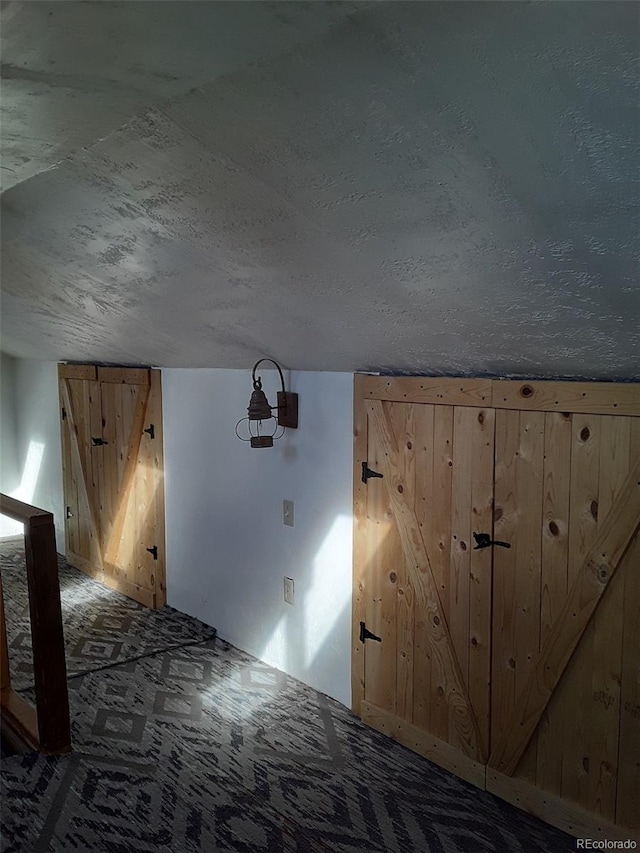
[468, 407, 495, 761]
[412, 403, 435, 732]
[389, 402, 416, 723]
[491, 410, 520, 751]
[536, 412, 572, 796]
[489, 454, 640, 777]
[492, 380, 640, 417]
[370, 400, 484, 762]
[561, 414, 601, 808]
[363, 401, 398, 715]
[359, 376, 491, 407]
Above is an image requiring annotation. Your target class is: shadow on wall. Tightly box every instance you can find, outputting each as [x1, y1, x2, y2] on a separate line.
[0, 439, 45, 537]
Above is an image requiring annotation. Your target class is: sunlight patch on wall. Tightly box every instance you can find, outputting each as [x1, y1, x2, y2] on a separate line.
[304, 513, 352, 670]
[259, 613, 288, 672]
[0, 440, 45, 537]
[13, 440, 45, 504]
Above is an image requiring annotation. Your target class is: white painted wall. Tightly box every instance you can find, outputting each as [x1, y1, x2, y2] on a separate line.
[163, 369, 354, 707]
[1, 359, 65, 549]
[1, 359, 355, 704]
[1, 353, 20, 536]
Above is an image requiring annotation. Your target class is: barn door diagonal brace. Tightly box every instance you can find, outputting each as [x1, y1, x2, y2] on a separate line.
[369, 399, 486, 762]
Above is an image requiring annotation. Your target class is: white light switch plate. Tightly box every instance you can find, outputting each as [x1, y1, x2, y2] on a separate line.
[284, 577, 294, 605]
[283, 500, 294, 526]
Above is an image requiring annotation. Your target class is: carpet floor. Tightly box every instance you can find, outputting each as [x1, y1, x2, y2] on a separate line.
[0, 540, 574, 852]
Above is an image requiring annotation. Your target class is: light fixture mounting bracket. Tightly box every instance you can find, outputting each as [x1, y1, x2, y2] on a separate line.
[251, 358, 298, 430]
[277, 391, 298, 429]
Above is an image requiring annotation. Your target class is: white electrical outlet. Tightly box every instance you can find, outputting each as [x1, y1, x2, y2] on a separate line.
[283, 500, 294, 527]
[284, 577, 294, 605]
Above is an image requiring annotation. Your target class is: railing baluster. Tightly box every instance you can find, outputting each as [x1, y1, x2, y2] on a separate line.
[0, 494, 71, 755]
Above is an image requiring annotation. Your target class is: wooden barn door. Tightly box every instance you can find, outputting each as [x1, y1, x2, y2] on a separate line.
[488, 404, 640, 836]
[354, 376, 640, 839]
[353, 376, 495, 786]
[59, 365, 166, 608]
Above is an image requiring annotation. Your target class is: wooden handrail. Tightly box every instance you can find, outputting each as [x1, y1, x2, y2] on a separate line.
[0, 494, 71, 754]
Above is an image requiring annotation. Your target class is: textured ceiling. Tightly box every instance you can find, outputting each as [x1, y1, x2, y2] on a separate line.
[1, 1, 638, 378]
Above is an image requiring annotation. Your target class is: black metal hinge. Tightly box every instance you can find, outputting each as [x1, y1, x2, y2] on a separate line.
[66, 506, 73, 519]
[362, 462, 384, 484]
[61, 407, 67, 421]
[360, 621, 382, 644]
[146, 546, 158, 560]
[144, 424, 155, 440]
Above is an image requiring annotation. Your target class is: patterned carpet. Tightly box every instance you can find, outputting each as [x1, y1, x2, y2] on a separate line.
[0, 540, 575, 852]
[0, 537, 213, 692]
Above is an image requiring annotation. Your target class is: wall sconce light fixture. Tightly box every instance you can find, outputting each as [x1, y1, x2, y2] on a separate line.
[235, 358, 298, 448]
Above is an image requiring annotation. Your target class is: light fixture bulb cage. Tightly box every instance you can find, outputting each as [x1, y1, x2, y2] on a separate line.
[235, 416, 285, 445]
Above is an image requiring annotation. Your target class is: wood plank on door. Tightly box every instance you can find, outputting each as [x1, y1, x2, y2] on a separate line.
[586, 417, 630, 819]
[468, 406, 495, 760]
[429, 405, 454, 743]
[536, 411, 572, 796]
[616, 422, 640, 831]
[413, 403, 435, 732]
[363, 400, 399, 715]
[561, 413, 602, 808]
[388, 402, 416, 723]
[513, 411, 545, 784]
[491, 410, 520, 751]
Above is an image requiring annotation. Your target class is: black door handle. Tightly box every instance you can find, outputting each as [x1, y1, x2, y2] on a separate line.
[473, 532, 511, 550]
[91, 437, 108, 446]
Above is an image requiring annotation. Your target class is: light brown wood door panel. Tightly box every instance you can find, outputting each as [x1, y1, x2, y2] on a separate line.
[59, 365, 165, 609]
[490, 411, 640, 826]
[60, 377, 103, 569]
[356, 391, 495, 781]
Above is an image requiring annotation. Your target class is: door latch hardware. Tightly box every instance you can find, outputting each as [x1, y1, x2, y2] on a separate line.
[91, 437, 109, 447]
[473, 532, 511, 550]
[362, 462, 384, 484]
[360, 621, 382, 644]
[66, 506, 74, 519]
[146, 546, 158, 560]
[143, 424, 155, 440]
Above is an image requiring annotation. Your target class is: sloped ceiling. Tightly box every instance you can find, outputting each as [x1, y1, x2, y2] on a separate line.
[1, 1, 638, 377]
